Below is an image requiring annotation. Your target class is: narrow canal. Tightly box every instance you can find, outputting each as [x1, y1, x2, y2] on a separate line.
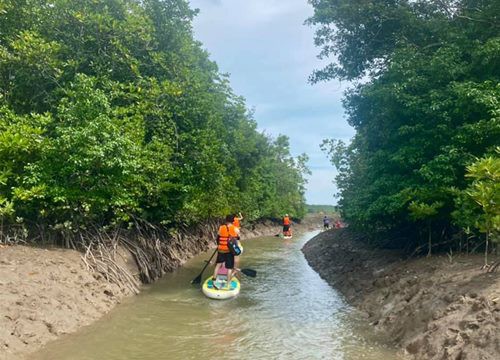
[33, 231, 399, 360]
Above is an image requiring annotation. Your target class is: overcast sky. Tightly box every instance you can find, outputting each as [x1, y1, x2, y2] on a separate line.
[189, 0, 354, 205]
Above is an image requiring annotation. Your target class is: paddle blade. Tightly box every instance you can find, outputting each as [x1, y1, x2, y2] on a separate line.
[191, 274, 202, 284]
[240, 268, 257, 277]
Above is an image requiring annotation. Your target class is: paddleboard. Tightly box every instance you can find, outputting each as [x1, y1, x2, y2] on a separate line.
[202, 265, 240, 300]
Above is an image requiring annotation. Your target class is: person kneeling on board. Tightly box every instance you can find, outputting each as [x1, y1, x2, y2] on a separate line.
[212, 214, 240, 289]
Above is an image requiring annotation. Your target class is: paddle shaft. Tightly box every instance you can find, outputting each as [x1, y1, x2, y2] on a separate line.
[191, 248, 218, 284]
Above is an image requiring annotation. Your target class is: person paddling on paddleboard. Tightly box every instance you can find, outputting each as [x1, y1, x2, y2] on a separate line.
[233, 212, 243, 230]
[282, 214, 291, 237]
[212, 215, 239, 289]
[323, 216, 330, 230]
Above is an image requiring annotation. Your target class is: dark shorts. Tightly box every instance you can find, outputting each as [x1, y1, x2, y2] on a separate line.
[283, 225, 290, 232]
[216, 252, 234, 269]
[324, 223, 329, 229]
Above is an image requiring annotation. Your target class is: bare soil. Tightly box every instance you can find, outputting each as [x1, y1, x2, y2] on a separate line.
[0, 245, 135, 360]
[302, 228, 500, 360]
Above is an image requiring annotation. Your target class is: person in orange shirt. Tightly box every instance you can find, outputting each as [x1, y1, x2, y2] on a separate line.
[283, 214, 291, 236]
[233, 212, 243, 230]
[212, 214, 239, 288]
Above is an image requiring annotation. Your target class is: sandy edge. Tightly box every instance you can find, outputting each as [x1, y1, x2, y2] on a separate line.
[302, 228, 500, 360]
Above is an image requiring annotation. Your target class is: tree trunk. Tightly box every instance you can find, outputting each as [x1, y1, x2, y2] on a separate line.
[484, 231, 489, 267]
[427, 221, 432, 257]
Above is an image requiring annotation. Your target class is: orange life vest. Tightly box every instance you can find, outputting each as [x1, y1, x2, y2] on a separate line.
[217, 224, 238, 253]
[233, 217, 241, 229]
[283, 216, 290, 226]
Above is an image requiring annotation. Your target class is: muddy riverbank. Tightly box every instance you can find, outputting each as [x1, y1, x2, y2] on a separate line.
[0, 245, 135, 360]
[0, 217, 318, 360]
[302, 229, 500, 359]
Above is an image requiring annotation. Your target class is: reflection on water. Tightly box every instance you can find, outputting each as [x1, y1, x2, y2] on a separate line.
[33, 231, 399, 360]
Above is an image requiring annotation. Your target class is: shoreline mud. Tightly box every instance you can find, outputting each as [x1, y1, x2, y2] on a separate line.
[302, 228, 500, 359]
[0, 217, 317, 360]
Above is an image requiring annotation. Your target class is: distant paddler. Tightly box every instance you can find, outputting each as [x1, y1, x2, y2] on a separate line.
[323, 216, 330, 230]
[282, 214, 292, 238]
[233, 212, 243, 230]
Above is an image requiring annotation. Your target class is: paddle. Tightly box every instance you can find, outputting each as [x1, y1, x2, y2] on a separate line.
[191, 248, 218, 285]
[236, 268, 257, 277]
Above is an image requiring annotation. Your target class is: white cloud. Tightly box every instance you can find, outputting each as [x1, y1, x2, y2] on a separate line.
[305, 168, 339, 205]
[190, 0, 353, 204]
[191, 0, 306, 26]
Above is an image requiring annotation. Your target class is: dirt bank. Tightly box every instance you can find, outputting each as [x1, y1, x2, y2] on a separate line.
[302, 229, 500, 360]
[0, 217, 312, 360]
[0, 245, 136, 360]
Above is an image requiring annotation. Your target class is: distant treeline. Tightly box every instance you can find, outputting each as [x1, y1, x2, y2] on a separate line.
[307, 205, 338, 214]
[309, 0, 499, 253]
[0, 0, 309, 240]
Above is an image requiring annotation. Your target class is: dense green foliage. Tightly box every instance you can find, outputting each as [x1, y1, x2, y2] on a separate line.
[463, 148, 500, 262]
[0, 0, 308, 237]
[310, 0, 499, 250]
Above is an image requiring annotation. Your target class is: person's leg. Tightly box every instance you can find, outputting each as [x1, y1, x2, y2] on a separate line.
[226, 269, 233, 288]
[225, 254, 235, 289]
[213, 253, 224, 280]
[212, 263, 222, 281]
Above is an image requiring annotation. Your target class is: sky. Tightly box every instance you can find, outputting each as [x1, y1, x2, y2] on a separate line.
[189, 0, 354, 205]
